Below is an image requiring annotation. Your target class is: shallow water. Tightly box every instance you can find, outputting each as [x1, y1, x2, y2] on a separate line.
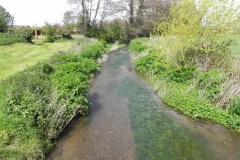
[46, 48, 240, 160]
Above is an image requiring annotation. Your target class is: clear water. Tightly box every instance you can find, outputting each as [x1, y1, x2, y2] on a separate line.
[46, 48, 240, 160]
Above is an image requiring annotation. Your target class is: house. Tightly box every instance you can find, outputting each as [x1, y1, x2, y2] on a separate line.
[11, 25, 31, 29]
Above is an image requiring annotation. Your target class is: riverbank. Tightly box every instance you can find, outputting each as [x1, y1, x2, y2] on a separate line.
[47, 47, 240, 160]
[129, 36, 240, 132]
[0, 38, 122, 159]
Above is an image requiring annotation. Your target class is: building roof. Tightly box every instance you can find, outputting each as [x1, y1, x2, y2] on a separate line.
[11, 25, 31, 29]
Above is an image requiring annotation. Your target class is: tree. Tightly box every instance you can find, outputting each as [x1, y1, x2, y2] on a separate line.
[63, 11, 74, 27]
[121, 0, 172, 38]
[0, 5, 14, 32]
[67, 0, 123, 35]
[154, 0, 240, 36]
[153, 0, 240, 71]
[44, 23, 57, 43]
[67, 0, 173, 39]
[67, 0, 101, 34]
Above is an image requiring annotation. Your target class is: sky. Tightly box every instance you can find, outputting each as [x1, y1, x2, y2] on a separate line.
[1, 0, 240, 27]
[0, 0, 71, 27]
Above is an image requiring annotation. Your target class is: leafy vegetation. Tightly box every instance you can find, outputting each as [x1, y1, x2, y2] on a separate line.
[0, 33, 26, 46]
[129, 0, 240, 132]
[0, 5, 14, 32]
[129, 37, 148, 53]
[43, 23, 57, 43]
[80, 41, 106, 59]
[60, 28, 73, 39]
[9, 28, 33, 43]
[0, 38, 107, 159]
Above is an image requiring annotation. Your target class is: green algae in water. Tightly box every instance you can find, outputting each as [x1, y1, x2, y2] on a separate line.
[106, 80, 118, 93]
[108, 55, 128, 77]
[118, 77, 217, 160]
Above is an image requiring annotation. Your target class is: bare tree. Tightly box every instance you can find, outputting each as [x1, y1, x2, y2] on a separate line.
[63, 11, 73, 26]
[99, 0, 122, 26]
[67, 0, 104, 33]
[123, 0, 173, 37]
[67, 0, 174, 38]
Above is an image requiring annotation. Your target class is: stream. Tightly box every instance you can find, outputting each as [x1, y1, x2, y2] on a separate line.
[46, 48, 240, 160]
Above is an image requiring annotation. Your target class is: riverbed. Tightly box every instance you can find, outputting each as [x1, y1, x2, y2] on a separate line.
[46, 48, 240, 160]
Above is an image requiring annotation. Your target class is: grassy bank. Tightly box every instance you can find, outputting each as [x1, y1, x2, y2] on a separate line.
[0, 38, 109, 159]
[0, 41, 73, 80]
[129, 36, 240, 132]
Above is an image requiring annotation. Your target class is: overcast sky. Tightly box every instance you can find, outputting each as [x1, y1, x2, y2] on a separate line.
[0, 0, 71, 27]
[1, 0, 240, 27]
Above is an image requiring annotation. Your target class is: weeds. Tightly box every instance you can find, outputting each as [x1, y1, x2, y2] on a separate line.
[129, 35, 240, 132]
[0, 33, 26, 46]
[0, 38, 107, 159]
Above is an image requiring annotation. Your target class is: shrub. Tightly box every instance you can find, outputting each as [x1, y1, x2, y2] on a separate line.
[44, 24, 56, 43]
[135, 53, 167, 76]
[0, 33, 25, 45]
[197, 69, 226, 101]
[129, 38, 148, 53]
[0, 70, 52, 129]
[9, 28, 33, 43]
[60, 28, 72, 39]
[54, 59, 99, 76]
[229, 96, 240, 116]
[228, 96, 240, 131]
[98, 21, 121, 43]
[57, 54, 79, 63]
[80, 41, 106, 59]
[167, 66, 196, 83]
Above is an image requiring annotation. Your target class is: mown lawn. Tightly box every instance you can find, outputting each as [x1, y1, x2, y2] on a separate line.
[0, 41, 73, 80]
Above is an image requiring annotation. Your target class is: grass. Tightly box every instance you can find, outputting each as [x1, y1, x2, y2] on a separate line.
[0, 41, 72, 80]
[0, 38, 106, 159]
[230, 34, 240, 56]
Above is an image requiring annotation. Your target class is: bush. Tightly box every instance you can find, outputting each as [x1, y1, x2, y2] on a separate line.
[229, 96, 240, 116]
[134, 51, 195, 83]
[60, 28, 72, 39]
[197, 69, 226, 101]
[44, 24, 56, 43]
[9, 28, 33, 43]
[135, 53, 167, 76]
[167, 66, 196, 83]
[98, 21, 121, 43]
[1, 70, 52, 128]
[227, 96, 240, 131]
[0, 33, 25, 45]
[129, 38, 148, 53]
[80, 41, 106, 59]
